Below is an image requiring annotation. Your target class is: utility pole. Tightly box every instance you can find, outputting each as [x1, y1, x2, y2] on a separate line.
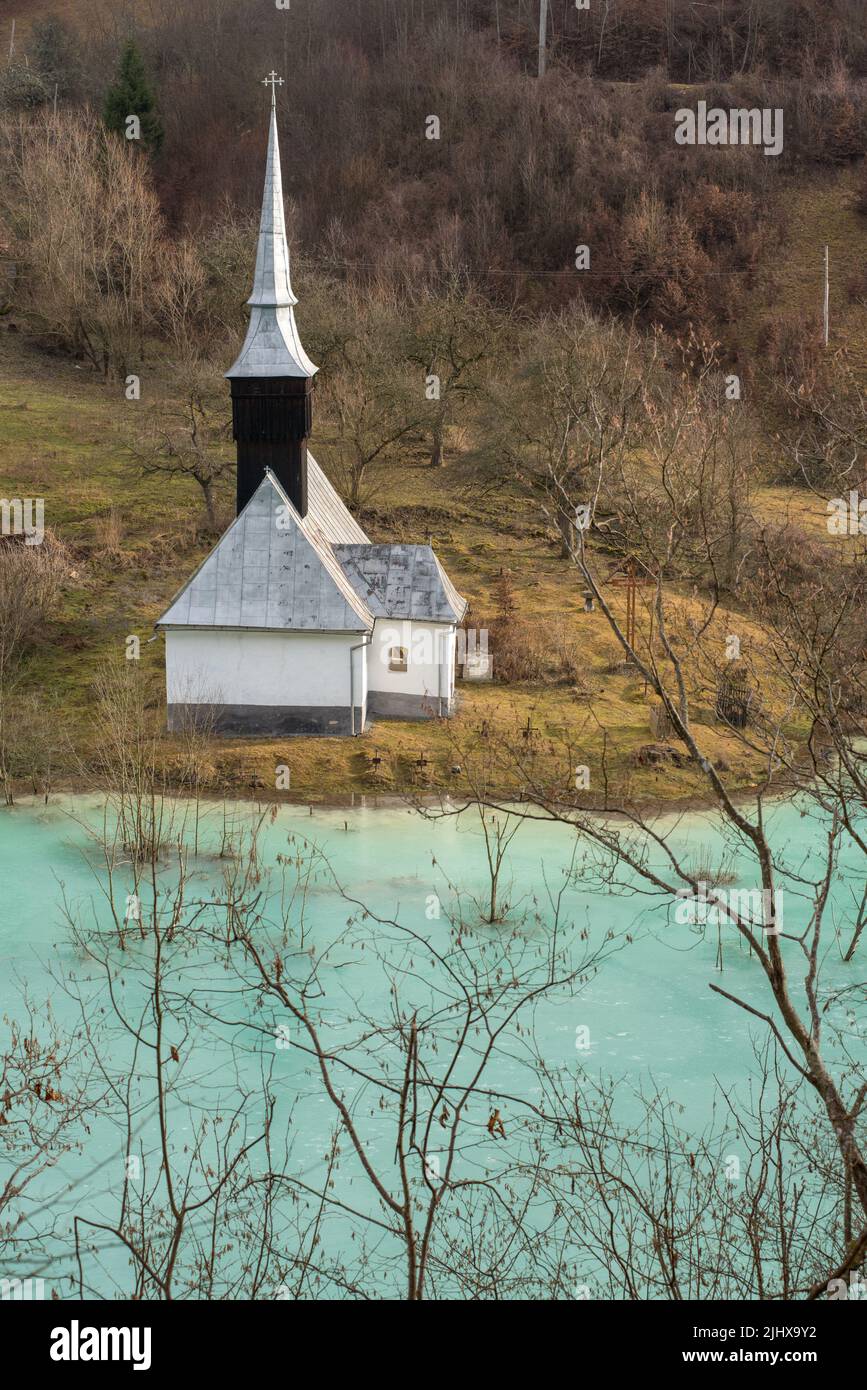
[538, 0, 548, 78]
[823, 244, 830, 348]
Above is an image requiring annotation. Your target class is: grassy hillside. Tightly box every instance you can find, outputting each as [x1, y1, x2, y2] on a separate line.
[0, 325, 820, 807]
[750, 163, 867, 366]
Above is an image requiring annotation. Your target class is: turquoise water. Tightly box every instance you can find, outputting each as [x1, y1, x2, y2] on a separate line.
[0, 793, 863, 1298]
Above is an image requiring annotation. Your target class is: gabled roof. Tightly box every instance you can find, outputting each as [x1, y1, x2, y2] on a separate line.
[226, 91, 317, 380]
[333, 544, 468, 623]
[307, 453, 370, 545]
[157, 472, 373, 633]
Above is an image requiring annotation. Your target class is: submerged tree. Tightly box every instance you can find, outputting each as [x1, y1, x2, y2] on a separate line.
[457, 328, 867, 1297]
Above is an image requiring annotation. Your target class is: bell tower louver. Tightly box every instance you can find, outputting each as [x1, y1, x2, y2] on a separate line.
[226, 73, 317, 517]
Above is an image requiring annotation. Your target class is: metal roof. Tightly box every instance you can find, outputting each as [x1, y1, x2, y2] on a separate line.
[333, 544, 468, 623]
[157, 471, 373, 633]
[307, 452, 370, 545]
[157, 459, 467, 634]
[226, 93, 317, 380]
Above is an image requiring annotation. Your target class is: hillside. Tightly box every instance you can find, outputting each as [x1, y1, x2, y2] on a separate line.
[1, 0, 865, 806]
[0, 324, 825, 807]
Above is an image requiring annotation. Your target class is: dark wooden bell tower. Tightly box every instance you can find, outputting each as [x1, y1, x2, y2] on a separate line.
[226, 73, 318, 518]
[231, 375, 314, 516]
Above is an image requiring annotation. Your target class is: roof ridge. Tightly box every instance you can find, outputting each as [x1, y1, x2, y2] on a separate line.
[260, 470, 375, 626]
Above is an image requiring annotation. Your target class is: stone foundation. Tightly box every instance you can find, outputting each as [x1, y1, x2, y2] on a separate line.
[167, 703, 365, 737]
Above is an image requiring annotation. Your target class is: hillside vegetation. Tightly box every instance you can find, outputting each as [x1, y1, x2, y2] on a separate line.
[0, 0, 865, 805]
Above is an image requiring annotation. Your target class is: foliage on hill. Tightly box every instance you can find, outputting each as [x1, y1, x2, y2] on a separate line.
[6, 0, 866, 338]
[0, 0, 866, 804]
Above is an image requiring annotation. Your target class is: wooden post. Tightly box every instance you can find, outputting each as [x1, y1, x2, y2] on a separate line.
[625, 559, 636, 650]
[8, 19, 15, 61]
[538, 0, 548, 78]
[823, 244, 830, 348]
[644, 597, 655, 696]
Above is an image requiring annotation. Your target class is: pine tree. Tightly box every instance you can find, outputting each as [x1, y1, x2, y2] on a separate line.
[102, 40, 164, 154]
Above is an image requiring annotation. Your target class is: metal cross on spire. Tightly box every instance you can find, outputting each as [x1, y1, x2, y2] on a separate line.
[262, 71, 284, 107]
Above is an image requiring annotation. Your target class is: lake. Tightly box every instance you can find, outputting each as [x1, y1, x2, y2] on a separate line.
[0, 792, 862, 1298]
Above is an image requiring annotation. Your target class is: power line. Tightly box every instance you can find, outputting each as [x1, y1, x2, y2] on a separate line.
[310, 257, 818, 280]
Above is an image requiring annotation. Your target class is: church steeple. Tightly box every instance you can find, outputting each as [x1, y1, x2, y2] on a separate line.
[227, 73, 317, 517]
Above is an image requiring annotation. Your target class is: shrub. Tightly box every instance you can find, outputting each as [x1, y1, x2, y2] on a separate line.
[0, 531, 70, 672]
[0, 64, 49, 111]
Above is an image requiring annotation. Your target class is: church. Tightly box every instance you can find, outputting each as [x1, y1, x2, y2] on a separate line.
[157, 78, 467, 737]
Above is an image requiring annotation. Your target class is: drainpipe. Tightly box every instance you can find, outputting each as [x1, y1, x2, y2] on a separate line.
[438, 624, 456, 717]
[350, 633, 372, 736]
[449, 624, 456, 712]
[437, 627, 443, 717]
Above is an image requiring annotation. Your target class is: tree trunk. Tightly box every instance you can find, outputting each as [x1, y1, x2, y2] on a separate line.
[430, 414, 445, 468]
[557, 509, 574, 558]
[200, 478, 216, 531]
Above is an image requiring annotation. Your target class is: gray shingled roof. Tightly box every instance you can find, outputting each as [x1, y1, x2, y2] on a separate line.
[225, 96, 317, 380]
[157, 471, 373, 633]
[334, 544, 468, 623]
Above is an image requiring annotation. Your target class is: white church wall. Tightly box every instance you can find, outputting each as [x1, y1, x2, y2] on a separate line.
[165, 627, 367, 736]
[367, 620, 456, 718]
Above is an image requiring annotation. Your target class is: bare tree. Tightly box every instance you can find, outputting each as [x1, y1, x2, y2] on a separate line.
[133, 361, 232, 530]
[0, 108, 166, 377]
[456, 347, 867, 1295]
[316, 288, 423, 510]
[0, 533, 69, 804]
[403, 280, 501, 468]
[0, 995, 103, 1294]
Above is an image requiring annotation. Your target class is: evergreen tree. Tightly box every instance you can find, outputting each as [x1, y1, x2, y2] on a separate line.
[102, 40, 164, 154]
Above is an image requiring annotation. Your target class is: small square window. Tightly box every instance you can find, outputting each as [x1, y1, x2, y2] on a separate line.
[389, 646, 408, 673]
